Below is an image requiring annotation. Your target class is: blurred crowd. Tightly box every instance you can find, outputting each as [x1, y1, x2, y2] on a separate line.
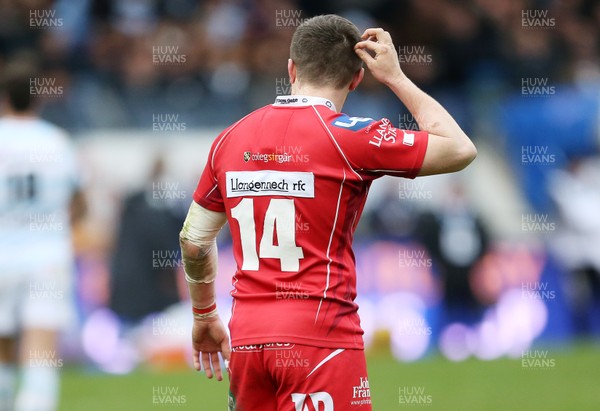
[0, 0, 598, 131]
[1, 0, 599, 368]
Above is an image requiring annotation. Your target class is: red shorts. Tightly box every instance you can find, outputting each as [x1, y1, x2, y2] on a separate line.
[228, 343, 372, 411]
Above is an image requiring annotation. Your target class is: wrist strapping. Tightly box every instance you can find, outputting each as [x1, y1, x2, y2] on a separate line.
[192, 302, 217, 320]
[185, 271, 214, 284]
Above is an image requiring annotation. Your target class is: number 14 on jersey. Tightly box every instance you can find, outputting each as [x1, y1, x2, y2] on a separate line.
[231, 198, 304, 272]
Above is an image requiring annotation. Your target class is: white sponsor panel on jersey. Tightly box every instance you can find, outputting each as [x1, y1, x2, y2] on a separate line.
[226, 170, 314, 198]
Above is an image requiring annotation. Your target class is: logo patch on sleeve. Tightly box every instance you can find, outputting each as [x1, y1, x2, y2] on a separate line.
[331, 115, 374, 131]
[402, 132, 415, 146]
[369, 118, 397, 148]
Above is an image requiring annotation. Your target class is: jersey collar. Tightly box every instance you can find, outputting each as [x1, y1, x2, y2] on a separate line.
[273, 95, 337, 112]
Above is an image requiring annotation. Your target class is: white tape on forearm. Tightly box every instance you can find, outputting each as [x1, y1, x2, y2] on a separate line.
[180, 202, 226, 248]
[185, 270, 213, 284]
[180, 202, 226, 283]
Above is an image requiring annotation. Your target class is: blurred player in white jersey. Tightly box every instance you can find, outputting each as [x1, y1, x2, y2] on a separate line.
[0, 59, 81, 411]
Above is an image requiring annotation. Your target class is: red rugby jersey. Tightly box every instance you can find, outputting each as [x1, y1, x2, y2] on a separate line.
[193, 95, 428, 349]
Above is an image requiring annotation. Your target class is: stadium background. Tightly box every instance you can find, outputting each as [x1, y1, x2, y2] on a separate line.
[2, 0, 600, 409]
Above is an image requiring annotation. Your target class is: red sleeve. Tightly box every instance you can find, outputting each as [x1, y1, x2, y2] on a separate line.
[192, 136, 225, 212]
[330, 115, 429, 179]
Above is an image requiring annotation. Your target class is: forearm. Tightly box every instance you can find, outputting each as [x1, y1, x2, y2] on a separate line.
[188, 279, 217, 312]
[180, 237, 219, 309]
[355, 28, 476, 174]
[388, 75, 467, 141]
[179, 201, 227, 312]
[389, 74, 476, 173]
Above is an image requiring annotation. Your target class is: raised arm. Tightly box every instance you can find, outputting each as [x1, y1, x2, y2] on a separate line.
[355, 28, 477, 175]
[179, 201, 230, 380]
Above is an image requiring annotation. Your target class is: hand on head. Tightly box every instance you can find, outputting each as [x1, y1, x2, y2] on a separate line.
[355, 28, 407, 86]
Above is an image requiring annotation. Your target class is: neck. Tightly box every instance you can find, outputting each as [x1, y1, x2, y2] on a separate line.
[2, 106, 36, 119]
[291, 83, 349, 113]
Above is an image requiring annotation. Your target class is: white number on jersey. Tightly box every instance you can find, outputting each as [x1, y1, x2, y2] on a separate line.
[6, 173, 37, 205]
[231, 198, 304, 272]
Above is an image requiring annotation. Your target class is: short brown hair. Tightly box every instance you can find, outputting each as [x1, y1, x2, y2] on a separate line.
[1, 56, 40, 112]
[290, 15, 362, 89]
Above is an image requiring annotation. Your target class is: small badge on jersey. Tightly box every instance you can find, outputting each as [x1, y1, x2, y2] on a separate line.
[226, 170, 315, 198]
[331, 115, 374, 131]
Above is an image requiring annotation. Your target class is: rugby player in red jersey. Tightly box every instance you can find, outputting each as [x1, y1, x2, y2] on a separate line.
[180, 14, 476, 410]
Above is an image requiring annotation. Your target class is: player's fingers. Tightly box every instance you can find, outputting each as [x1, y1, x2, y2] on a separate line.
[354, 47, 375, 66]
[201, 352, 213, 379]
[360, 28, 393, 45]
[224, 358, 231, 377]
[211, 353, 223, 381]
[355, 39, 390, 57]
[355, 39, 378, 51]
[221, 339, 232, 361]
[192, 348, 201, 371]
[360, 28, 382, 40]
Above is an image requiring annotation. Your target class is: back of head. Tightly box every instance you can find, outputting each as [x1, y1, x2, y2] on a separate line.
[290, 14, 362, 90]
[1, 56, 41, 113]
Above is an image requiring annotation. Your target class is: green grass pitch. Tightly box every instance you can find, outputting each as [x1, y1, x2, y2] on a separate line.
[59, 344, 599, 410]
